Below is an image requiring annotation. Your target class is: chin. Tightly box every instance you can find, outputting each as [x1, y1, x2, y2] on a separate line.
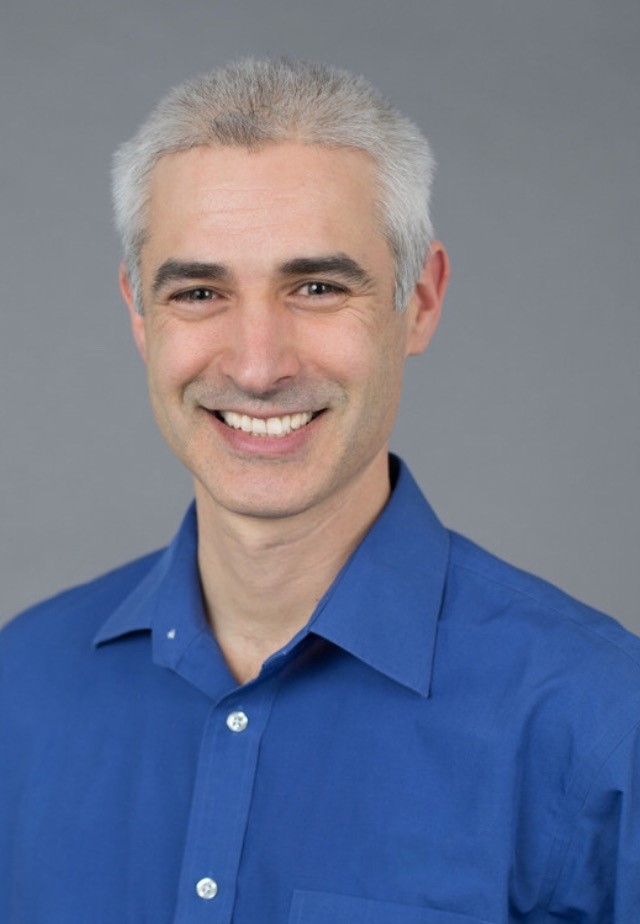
[217, 494, 315, 521]
[194, 473, 320, 521]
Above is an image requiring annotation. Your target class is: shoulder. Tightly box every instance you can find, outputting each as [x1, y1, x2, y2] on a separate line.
[443, 530, 640, 763]
[448, 529, 640, 667]
[0, 550, 163, 662]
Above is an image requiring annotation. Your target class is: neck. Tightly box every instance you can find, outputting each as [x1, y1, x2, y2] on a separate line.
[195, 456, 390, 684]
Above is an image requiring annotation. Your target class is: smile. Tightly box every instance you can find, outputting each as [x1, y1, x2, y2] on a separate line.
[217, 410, 315, 437]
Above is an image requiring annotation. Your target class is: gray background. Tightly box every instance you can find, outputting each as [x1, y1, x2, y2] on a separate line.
[1, 0, 638, 632]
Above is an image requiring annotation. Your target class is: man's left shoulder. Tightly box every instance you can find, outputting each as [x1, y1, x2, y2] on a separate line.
[439, 530, 640, 797]
[447, 529, 640, 686]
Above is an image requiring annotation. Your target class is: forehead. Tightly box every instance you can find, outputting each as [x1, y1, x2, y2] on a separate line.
[143, 143, 386, 262]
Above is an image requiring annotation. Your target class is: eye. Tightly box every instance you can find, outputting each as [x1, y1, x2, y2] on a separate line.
[172, 287, 217, 302]
[297, 281, 344, 297]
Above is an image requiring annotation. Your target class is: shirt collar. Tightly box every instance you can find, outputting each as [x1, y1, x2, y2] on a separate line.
[307, 456, 449, 697]
[93, 504, 207, 652]
[94, 456, 449, 698]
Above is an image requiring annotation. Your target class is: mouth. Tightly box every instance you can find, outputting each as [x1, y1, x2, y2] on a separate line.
[214, 409, 322, 438]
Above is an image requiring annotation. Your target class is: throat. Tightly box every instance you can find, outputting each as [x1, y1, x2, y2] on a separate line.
[213, 622, 306, 685]
[196, 510, 350, 678]
[194, 449, 392, 683]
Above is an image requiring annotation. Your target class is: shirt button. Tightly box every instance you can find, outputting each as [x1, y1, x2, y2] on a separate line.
[196, 877, 218, 900]
[226, 710, 249, 733]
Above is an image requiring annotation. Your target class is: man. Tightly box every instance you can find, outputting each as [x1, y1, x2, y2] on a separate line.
[1, 58, 639, 923]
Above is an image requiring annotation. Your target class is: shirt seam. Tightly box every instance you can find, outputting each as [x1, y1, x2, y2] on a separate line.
[542, 711, 640, 915]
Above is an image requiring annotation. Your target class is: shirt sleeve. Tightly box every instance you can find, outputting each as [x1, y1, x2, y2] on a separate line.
[545, 714, 640, 921]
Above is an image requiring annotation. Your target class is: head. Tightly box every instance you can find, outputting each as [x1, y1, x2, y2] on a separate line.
[113, 61, 449, 527]
[112, 57, 436, 312]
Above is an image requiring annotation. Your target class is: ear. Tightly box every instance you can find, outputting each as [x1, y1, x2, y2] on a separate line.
[119, 262, 148, 364]
[405, 241, 450, 357]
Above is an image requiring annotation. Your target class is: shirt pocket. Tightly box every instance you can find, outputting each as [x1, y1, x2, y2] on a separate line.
[289, 890, 496, 923]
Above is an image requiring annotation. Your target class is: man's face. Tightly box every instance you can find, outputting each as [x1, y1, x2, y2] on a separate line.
[123, 142, 443, 522]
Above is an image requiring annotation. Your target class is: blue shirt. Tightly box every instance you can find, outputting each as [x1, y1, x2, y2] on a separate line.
[2, 457, 640, 923]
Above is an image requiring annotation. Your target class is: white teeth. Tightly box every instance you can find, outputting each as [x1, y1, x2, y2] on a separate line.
[266, 417, 283, 436]
[223, 411, 243, 430]
[219, 411, 313, 437]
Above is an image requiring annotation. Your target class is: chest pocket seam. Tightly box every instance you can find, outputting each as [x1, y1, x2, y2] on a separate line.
[289, 889, 497, 924]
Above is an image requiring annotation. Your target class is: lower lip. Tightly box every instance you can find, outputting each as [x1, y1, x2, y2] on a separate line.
[206, 411, 322, 456]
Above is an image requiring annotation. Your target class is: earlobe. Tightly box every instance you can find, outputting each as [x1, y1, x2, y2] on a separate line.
[119, 262, 147, 364]
[405, 241, 450, 357]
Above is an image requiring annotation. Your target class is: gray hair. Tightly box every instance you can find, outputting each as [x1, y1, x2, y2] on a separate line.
[112, 57, 436, 311]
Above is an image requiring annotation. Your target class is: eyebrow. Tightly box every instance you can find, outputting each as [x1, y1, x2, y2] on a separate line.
[278, 254, 374, 287]
[152, 260, 231, 298]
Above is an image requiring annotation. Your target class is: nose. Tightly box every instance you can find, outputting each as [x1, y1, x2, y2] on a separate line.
[218, 299, 301, 396]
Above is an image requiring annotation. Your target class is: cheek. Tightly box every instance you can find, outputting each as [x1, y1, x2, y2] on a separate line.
[364, 327, 409, 419]
[145, 324, 213, 394]
[315, 323, 406, 425]
[307, 311, 396, 380]
[311, 335, 373, 382]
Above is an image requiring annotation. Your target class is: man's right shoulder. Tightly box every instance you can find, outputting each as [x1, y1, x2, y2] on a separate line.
[0, 549, 163, 653]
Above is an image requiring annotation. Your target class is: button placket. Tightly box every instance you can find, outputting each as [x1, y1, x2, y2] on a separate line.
[173, 681, 280, 923]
